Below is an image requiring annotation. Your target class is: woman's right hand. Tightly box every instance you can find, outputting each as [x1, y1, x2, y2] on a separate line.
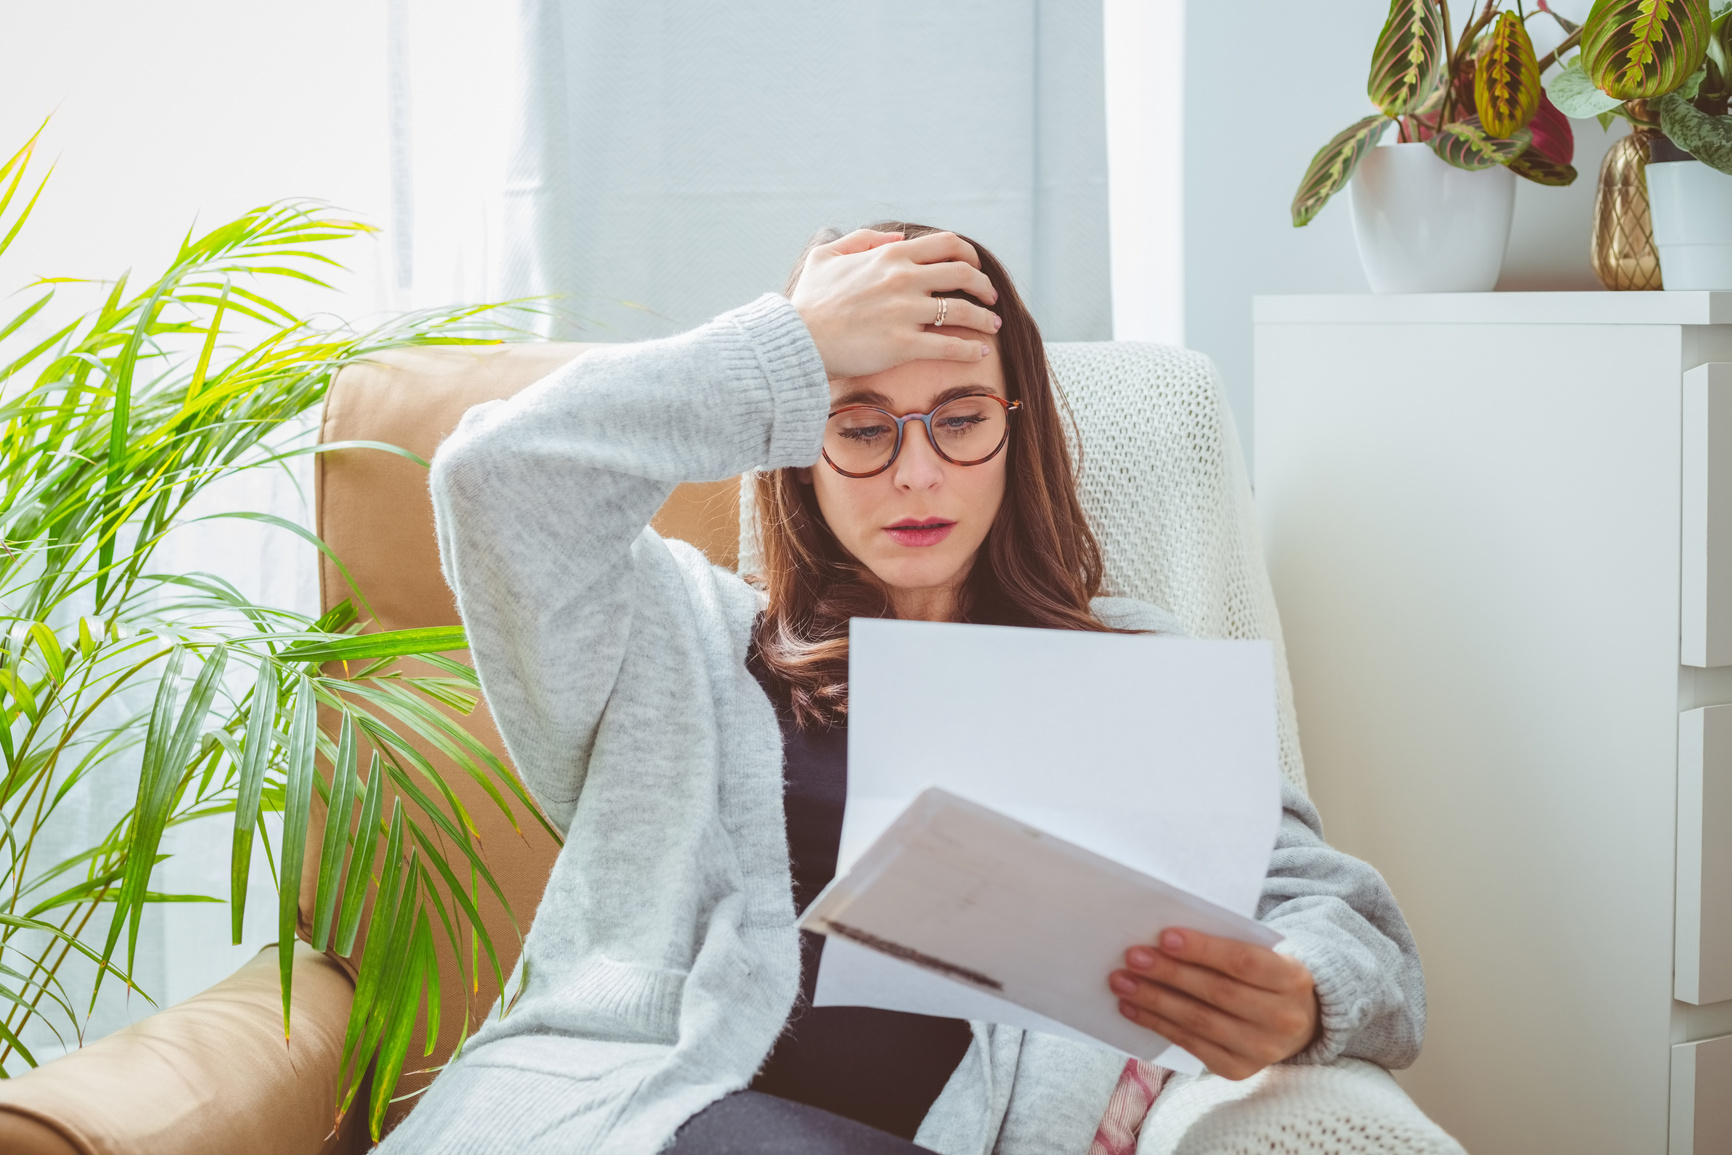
[790, 229, 1002, 380]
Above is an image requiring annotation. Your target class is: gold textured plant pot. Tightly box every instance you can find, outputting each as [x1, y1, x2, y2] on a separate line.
[1591, 130, 1664, 290]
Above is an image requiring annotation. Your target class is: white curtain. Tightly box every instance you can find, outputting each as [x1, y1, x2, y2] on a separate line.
[383, 0, 520, 312]
[500, 0, 1113, 342]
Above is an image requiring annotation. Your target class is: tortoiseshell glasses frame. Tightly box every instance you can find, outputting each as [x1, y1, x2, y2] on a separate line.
[821, 393, 1022, 479]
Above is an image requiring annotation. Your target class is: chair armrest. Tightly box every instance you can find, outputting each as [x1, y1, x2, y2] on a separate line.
[0, 944, 365, 1155]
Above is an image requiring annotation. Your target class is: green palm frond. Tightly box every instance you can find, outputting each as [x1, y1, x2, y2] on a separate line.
[0, 128, 547, 1140]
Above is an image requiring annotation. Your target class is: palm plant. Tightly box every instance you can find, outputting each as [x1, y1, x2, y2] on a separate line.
[0, 126, 552, 1139]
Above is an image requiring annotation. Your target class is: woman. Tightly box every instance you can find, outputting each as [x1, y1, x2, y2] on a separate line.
[384, 225, 1423, 1155]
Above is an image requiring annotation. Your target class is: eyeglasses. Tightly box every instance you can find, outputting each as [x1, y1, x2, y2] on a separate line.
[823, 394, 1022, 479]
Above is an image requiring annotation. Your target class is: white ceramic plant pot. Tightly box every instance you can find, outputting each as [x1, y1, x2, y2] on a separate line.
[1348, 142, 1516, 293]
[1646, 159, 1732, 290]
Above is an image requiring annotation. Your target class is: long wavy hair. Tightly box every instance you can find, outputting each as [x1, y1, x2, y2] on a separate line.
[752, 222, 1113, 728]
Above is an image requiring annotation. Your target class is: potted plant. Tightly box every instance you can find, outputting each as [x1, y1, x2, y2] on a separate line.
[0, 127, 543, 1140]
[1292, 0, 1581, 293]
[1544, 0, 1732, 290]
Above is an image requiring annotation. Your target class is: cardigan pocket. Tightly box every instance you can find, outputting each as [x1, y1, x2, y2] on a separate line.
[560, 955, 688, 1043]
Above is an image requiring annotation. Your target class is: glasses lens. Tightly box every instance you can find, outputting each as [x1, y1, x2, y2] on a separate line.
[825, 407, 900, 474]
[929, 395, 1008, 464]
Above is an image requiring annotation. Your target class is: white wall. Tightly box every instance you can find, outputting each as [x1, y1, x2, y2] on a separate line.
[1184, 0, 1618, 464]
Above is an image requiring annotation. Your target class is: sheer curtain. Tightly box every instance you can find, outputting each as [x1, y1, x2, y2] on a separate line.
[500, 0, 1113, 342]
[383, 0, 519, 312]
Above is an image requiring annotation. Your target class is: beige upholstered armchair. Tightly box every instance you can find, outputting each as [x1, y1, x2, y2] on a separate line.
[0, 342, 1462, 1154]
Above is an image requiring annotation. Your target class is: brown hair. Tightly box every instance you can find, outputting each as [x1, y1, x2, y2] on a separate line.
[752, 222, 1113, 728]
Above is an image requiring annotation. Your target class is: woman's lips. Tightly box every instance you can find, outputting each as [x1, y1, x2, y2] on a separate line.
[884, 520, 955, 547]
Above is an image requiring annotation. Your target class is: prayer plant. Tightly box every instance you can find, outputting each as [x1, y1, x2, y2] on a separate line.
[0, 126, 548, 1139]
[1295, 0, 1732, 227]
[1543, 0, 1732, 172]
[1293, 0, 1588, 227]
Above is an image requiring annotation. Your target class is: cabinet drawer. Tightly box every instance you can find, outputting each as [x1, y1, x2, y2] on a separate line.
[1678, 706, 1732, 1004]
[1683, 364, 1732, 668]
[1672, 1033, 1732, 1153]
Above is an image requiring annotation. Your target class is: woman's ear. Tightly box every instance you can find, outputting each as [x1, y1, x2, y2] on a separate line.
[794, 466, 813, 485]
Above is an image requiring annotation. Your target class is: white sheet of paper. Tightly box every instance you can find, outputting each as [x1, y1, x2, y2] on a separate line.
[803, 789, 1282, 1067]
[810, 618, 1283, 1067]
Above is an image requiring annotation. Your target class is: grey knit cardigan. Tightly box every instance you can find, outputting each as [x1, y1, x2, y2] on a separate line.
[376, 295, 1425, 1155]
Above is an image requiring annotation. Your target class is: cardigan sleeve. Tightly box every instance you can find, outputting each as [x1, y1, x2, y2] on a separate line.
[1261, 780, 1426, 1070]
[427, 294, 828, 826]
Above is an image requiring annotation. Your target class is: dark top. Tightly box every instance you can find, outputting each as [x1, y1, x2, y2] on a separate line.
[747, 646, 973, 1140]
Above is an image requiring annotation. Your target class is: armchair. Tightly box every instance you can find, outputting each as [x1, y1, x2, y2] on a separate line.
[0, 341, 1461, 1154]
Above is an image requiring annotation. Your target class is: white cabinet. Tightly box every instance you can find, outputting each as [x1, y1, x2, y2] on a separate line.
[1683, 364, 1732, 667]
[1254, 292, 1732, 1155]
[1673, 1033, 1732, 1154]
[1678, 706, 1732, 1007]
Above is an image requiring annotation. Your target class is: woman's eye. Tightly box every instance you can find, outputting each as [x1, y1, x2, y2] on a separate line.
[840, 425, 892, 442]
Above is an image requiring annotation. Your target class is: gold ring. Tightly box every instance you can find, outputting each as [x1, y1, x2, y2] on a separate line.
[934, 298, 948, 327]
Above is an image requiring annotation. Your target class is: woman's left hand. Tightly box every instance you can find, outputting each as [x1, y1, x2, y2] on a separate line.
[1109, 927, 1320, 1080]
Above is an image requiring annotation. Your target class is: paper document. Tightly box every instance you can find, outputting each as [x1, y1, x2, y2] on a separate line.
[800, 788, 1281, 1061]
[810, 618, 1284, 1070]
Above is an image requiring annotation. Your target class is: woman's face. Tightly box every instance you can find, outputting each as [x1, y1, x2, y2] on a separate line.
[800, 327, 1007, 620]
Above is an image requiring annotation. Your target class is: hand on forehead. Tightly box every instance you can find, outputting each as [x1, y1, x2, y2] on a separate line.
[792, 228, 1001, 381]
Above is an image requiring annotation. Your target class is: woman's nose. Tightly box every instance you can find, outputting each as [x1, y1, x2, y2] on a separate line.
[891, 420, 947, 489]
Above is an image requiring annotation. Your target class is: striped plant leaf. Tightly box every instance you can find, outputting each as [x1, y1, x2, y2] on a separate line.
[1526, 93, 1578, 165]
[1292, 115, 1390, 227]
[1657, 89, 1732, 172]
[1369, 0, 1447, 116]
[1476, 11, 1544, 137]
[1581, 0, 1713, 100]
[1427, 115, 1533, 170]
[1509, 152, 1581, 185]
